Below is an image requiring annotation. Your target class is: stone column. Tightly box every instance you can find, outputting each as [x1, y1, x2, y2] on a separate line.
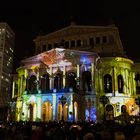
[98, 69, 102, 93]
[112, 66, 116, 96]
[129, 71, 132, 95]
[125, 68, 128, 94]
[24, 69, 28, 90]
[36, 95, 42, 121]
[12, 81, 15, 98]
[124, 68, 127, 94]
[77, 64, 80, 77]
[77, 64, 80, 89]
[63, 66, 66, 88]
[91, 63, 94, 89]
[20, 76, 23, 96]
[133, 72, 136, 95]
[36, 71, 39, 91]
[68, 94, 74, 121]
[52, 94, 56, 120]
[49, 66, 53, 89]
[33, 103, 37, 121]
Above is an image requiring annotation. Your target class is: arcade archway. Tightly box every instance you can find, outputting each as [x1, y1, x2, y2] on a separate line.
[42, 101, 53, 121]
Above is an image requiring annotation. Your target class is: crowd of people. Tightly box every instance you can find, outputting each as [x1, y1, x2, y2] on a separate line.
[0, 119, 140, 140]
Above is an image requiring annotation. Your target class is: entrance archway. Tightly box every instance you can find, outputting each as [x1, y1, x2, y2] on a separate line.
[58, 102, 62, 121]
[105, 104, 114, 121]
[63, 103, 68, 121]
[42, 102, 52, 121]
[57, 102, 68, 121]
[28, 103, 36, 121]
[74, 102, 78, 122]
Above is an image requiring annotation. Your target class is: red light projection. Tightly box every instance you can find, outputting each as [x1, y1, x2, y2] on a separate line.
[41, 49, 65, 65]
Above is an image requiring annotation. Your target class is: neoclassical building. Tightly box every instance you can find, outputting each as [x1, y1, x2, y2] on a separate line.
[13, 48, 99, 122]
[12, 23, 139, 122]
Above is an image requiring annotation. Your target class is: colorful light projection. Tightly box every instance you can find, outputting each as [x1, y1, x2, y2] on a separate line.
[41, 48, 72, 67]
[80, 54, 92, 71]
[42, 50, 57, 65]
[80, 54, 91, 64]
[85, 107, 97, 121]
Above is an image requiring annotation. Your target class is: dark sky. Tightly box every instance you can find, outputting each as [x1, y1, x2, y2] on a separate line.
[0, 0, 140, 72]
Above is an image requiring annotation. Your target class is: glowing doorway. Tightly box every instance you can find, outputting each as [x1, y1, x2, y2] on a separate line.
[63, 103, 68, 121]
[58, 102, 68, 121]
[74, 102, 78, 122]
[28, 103, 36, 121]
[58, 102, 62, 121]
[42, 102, 52, 121]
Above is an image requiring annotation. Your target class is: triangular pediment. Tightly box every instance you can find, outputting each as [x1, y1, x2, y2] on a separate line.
[22, 48, 99, 67]
[35, 25, 117, 41]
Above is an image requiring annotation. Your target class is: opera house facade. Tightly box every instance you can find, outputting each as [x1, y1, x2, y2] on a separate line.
[12, 22, 140, 122]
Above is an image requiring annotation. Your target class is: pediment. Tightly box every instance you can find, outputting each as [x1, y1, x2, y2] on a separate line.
[42, 25, 113, 40]
[41, 48, 98, 66]
[22, 48, 99, 67]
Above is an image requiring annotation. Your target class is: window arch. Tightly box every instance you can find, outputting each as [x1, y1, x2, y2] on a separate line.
[104, 74, 112, 93]
[118, 75, 124, 93]
[40, 74, 50, 93]
[105, 104, 114, 121]
[54, 73, 63, 90]
[28, 75, 37, 92]
[82, 71, 92, 91]
[66, 72, 77, 91]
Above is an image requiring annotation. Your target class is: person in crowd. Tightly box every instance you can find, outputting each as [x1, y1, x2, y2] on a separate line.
[83, 132, 95, 140]
[100, 129, 112, 140]
[132, 134, 140, 140]
[114, 131, 125, 140]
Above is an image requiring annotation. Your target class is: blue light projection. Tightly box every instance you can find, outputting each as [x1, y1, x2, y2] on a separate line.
[80, 54, 91, 65]
[80, 54, 91, 71]
[85, 107, 97, 122]
[90, 108, 96, 121]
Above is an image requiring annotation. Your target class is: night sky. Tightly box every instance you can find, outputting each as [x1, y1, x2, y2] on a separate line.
[0, 0, 140, 72]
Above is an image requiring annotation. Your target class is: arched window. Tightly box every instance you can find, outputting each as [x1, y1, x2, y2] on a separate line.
[42, 102, 52, 121]
[40, 74, 50, 93]
[66, 72, 77, 92]
[82, 71, 92, 91]
[118, 75, 124, 93]
[28, 104, 33, 121]
[28, 75, 37, 92]
[54, 73, 63, 90]
[104, 74, 112, 93]
[135, 73, 140, 94]
[105, 104, 114, 121]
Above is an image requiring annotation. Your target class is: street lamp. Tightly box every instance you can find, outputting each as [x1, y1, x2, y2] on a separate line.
[59, 95, 67, 121]
[135, 96, 140, 115]
[99, 95, 109, 121]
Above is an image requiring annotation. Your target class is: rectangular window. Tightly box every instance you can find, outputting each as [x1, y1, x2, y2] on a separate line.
[42, 45, 46, 52]
[71, 40, 75, 48]
[36, 46, 41, 54]
[109, 35, 114, 43]
[48, 44, 52, 50]
[64, 41, 69, 49]
[102, 36, 107, 43]
[54, 43, 58, 48]
[77, 40, 81, 46]
[96, 37, 100, 44]
[89, 38, 94, 47]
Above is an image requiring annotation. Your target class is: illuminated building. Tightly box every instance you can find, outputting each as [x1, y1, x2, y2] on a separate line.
[0, 23, 15, 120]
[12, 23, 139, 121]
[13, 48, 99, 121]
